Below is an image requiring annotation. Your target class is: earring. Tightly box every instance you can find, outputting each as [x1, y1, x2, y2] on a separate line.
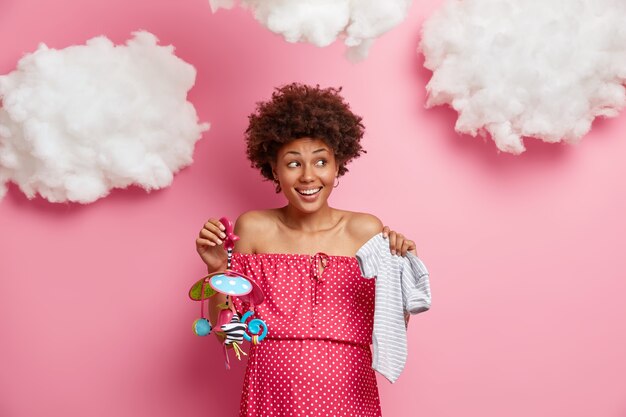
[334, 177, 339, 188]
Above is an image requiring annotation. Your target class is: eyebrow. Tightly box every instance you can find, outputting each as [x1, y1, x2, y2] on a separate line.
[283, 148, 330, 157]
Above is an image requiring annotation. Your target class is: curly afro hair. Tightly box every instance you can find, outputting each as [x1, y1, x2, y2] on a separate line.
[245, 83, 366, 191]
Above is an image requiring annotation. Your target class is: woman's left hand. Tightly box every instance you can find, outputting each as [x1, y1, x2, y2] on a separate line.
[382, 226, 417, 257]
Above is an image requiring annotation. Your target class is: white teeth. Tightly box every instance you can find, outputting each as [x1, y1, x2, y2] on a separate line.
[298, 187, 321, 195]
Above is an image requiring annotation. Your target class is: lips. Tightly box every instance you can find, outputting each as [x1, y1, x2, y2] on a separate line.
[296, 187, 322, 196]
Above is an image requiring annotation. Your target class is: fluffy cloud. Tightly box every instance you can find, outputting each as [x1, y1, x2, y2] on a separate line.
[420, 0, 626, 154]
[209, 0, 413, 61]
[0, 31, 208, 203]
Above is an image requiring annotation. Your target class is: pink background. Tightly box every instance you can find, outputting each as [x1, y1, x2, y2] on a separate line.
[1, 1, 626, 416]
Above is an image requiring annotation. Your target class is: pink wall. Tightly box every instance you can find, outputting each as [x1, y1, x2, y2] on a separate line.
[1, 1, 626, 416]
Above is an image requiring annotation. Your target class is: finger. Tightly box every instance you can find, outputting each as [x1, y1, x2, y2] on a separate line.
[204, 219, 226, 236]
[406, 240, 418, 256]
[382, 226, 390, 239]
[400, 239, 412, 257]
[208, 218, 226, 232]
[196, 237, 216, 247]
[388, 231, 398, 255]
[199, 229, 223, 245]
[204, 220, 226, 239]
[202, 222, 226, 240]
[395, 233, 405, 255]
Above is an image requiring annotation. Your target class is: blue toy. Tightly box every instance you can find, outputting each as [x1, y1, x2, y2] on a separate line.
[193, 318, 212, 336]
[241, 311, 268, 344]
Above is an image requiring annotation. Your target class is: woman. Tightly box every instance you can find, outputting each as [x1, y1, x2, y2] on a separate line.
[196, 83, 418, 417]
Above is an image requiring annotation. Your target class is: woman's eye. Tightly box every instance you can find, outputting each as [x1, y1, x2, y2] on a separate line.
[315, 160, 327, 167]
[287, 161, 300, 168]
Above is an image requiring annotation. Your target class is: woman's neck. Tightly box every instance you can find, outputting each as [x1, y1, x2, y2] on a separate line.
[279, 204, 341, 233]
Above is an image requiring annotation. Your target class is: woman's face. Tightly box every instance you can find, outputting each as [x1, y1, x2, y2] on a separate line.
[272, 137, 339, 214]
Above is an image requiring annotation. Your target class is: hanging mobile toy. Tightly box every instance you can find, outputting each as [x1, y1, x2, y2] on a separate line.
[189, 217, 268, 369]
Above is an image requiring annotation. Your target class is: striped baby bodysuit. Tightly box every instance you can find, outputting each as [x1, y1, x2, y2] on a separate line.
[356, 232, 431, 383]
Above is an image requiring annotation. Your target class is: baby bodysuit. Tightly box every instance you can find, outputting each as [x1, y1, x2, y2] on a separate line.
[356, 233, 432, 383]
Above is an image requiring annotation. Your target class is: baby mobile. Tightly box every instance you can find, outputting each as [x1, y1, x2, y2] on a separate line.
[188, 217, 268, 368]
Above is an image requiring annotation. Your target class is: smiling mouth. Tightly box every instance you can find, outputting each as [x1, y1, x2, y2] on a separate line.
[296, 187, 322, 196]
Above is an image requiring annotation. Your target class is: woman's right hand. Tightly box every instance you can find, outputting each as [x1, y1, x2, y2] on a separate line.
[196, 218, 228, 271]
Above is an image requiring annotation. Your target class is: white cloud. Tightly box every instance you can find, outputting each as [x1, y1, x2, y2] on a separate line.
[420, 0, 626, 154]
[0, 31, 208, 203]
[209, 0, 413, 61]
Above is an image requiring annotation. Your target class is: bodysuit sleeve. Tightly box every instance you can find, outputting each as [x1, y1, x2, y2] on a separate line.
[402, 253, 432, 314]
[355, 233, 385, 278]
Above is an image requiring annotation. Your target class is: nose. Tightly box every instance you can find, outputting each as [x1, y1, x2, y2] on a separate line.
[299, 164, 314, 183]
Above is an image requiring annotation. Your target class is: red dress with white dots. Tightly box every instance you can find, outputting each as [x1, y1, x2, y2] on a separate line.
[231, 252, 381, 417]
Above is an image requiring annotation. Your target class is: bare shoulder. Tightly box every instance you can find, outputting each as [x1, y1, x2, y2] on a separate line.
[343, 210, 383, 247]
[234, 210, 273, 231]
[233, 210, 277, 253]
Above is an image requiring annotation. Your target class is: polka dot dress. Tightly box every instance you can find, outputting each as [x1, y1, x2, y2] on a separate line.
[231, 253, 381, 417]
